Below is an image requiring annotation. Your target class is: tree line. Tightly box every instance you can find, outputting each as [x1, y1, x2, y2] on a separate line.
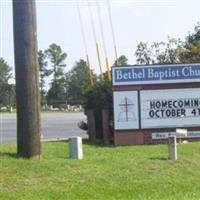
[1, 22, 200, 110]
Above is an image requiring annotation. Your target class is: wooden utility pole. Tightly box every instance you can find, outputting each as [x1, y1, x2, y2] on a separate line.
[13, 0, 41, 159]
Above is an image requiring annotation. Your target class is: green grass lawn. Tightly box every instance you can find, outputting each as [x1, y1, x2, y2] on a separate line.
[1, 140, 200, 200]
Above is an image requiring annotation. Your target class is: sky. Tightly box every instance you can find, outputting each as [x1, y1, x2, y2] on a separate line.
[1, 0, 200, 82]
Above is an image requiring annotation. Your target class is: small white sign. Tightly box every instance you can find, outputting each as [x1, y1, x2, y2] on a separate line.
[152, 131, 200, 139]
[188, 131, 200, 137]
[176, 128, 188, 136]
[114, 91, 139, 130]
[152, 132, 169, 139]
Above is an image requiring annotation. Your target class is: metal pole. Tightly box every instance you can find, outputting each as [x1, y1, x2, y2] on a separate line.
[105, 57, 111, 80]
[96, 43, 104, 81]
[86, 54, 94, 85]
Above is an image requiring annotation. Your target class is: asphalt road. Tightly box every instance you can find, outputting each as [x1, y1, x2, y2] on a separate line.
[0, 112, 87, 143]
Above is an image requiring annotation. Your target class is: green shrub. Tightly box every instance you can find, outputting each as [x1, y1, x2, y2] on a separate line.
[83, 80, 113, 140]
[83, 80, 112, 110]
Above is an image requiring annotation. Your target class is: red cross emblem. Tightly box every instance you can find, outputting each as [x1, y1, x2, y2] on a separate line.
[119, 97, 135, 122]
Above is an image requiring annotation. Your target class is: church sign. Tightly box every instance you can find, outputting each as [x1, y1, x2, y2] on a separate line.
[112, 64, 200, 145]
[112, 63, 200, 85]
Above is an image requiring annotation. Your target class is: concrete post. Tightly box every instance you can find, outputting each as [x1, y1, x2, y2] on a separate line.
[168, 135, 177, 160]
[69, 137, 83, 159]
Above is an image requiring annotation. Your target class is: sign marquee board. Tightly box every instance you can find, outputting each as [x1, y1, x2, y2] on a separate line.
[140, 88, 200, 128]
[112, 64, 200, 86]
[113, 91, 139, 130]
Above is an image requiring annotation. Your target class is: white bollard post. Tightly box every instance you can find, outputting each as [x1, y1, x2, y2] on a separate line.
[69, 137, 83, 159]
[168, 135, 177, 160]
